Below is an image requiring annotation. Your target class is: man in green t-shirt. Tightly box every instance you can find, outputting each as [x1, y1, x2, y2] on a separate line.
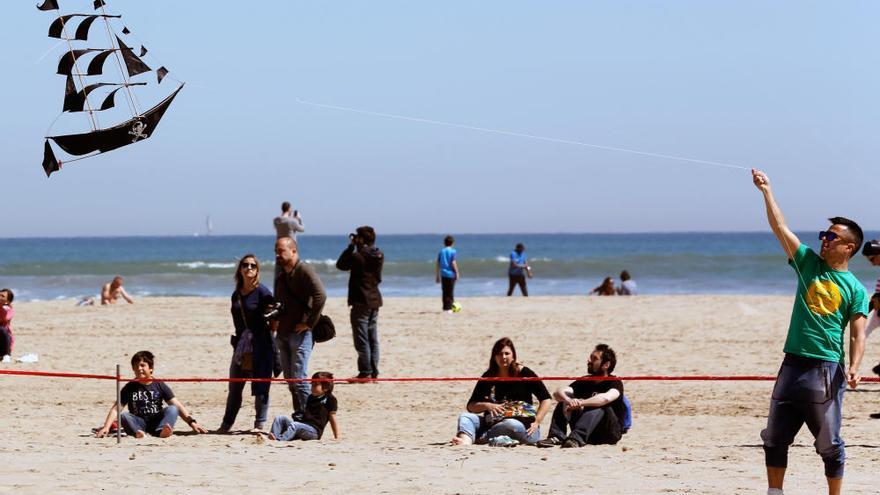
[752, 169, 868, 495]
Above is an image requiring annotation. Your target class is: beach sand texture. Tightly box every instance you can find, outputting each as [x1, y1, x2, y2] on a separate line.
[1, 295, 879, 494]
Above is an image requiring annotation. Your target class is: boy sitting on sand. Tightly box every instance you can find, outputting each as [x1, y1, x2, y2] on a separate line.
[268, 371, 339, 441]
[95, 351, 207, 438]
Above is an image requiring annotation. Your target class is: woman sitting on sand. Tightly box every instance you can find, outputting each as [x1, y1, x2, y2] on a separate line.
[217, 254, 277, 433]
[589, 277, 616, 296]
[451, 337, 551, 446]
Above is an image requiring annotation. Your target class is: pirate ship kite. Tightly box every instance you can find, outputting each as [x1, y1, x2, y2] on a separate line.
[37, 0, 182, 177]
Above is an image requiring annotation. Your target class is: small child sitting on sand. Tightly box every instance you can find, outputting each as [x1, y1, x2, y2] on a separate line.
[268, 371, 339, 441]
[95, 350, 207, 438]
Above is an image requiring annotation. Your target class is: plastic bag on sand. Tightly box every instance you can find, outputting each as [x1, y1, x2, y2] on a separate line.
[16, 353, 39, 363]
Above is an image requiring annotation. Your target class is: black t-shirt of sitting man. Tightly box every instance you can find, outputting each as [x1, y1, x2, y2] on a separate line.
[301, 393, 337, 438]
[120, 381, 175, 421]
[569, 377, 625, 427]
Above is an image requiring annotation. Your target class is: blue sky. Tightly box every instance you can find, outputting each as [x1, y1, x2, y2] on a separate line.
[1, 1, 877, 237]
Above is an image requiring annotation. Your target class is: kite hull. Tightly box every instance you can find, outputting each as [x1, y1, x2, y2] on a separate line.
[43, 85, 182, 177]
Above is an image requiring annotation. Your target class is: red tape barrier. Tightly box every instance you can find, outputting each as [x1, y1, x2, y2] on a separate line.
[2, 369, 878, 383]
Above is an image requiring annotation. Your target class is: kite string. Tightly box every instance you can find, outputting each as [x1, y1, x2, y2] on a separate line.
[97, 5, 140, 117]
[295, 98, 751, 172]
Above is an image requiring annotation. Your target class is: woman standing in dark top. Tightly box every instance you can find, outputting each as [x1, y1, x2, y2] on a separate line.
[451, 337, 552, 445]
[217, 254, 276, 432]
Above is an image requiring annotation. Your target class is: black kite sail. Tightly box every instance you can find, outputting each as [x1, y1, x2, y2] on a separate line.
[38, 0, 183, 177]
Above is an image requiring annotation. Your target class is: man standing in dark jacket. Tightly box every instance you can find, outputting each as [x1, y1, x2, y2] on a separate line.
[275, 236, 326, 413]
[336, 226, 384, 381]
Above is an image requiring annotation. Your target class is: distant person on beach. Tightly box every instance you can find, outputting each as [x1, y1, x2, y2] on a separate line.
[101, 276, 133, 305]
[436, 235, 459, 312]
[862, 239, 880, 417]
[0, 288, 14, 359]
[617, 270, 638, 295]
[274, 237, 327, 415]
[273, 201, 304, 240]
[507, 243, 530, 297]
[537, 344, 626, 448]
[589, 277, 616, 296]
[267, 371, 339, 441]
[752, 169, 868, 495]
[451, 337, 551, 446]
[218, 254, 277, 433]
[95, 351, 207, 438]
[863, 239, 880, 342]
[274, 202, 305, 280]
[336, 226, 384, 381]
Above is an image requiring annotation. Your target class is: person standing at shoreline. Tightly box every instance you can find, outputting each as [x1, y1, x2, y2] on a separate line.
[752, 168, 868, 495]
[274, 237, 326, 414]
[507, 243, 529, 297]
[336, 226, 384, 380]
[274, 202, 304, 281]
[436, 235, 459, 312]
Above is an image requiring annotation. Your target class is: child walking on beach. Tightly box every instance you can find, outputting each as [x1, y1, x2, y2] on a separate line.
[268, 371, 339, 441]
[95, 350, 207, 438]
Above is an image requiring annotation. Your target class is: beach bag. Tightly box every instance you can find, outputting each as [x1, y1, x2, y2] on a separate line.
[621, 394, 633, 433]
[312, 314, 336, 343]
[233, 328, 254, 373]
[484, 401, 537, 426]
[232, 294, 254, 373]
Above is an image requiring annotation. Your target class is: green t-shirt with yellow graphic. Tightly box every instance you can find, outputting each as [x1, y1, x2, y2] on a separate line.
[785, 244, 869, 362]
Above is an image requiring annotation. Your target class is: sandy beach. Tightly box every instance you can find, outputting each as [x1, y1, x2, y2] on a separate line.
[1, 295, 879, 494]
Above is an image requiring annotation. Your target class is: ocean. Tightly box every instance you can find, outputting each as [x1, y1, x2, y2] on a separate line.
[1, 233, 878, 301]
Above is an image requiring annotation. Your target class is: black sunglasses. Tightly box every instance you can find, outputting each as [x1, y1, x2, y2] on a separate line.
[818, 231, 841, 242]
[241, 262, 258, 269]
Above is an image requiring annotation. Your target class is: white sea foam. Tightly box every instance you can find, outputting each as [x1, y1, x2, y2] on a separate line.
[176, 261, 237, 270]
[303, 258, 338, 266]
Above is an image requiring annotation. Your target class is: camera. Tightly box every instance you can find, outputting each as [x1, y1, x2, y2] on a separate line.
[263, 302, 284, 321]
[863, 240, 880, 257]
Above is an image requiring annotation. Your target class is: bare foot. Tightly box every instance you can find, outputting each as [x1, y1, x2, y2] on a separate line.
[267, 432, 277, 440]
[159, 424, 173, 438]
[135, 430, 145, 439]
[451, 434, 472, 446]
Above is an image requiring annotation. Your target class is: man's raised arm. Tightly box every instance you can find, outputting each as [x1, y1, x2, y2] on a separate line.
[752, 168, 801, 258]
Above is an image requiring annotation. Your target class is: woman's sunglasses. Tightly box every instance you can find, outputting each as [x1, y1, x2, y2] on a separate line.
[241, 262, 258, 270]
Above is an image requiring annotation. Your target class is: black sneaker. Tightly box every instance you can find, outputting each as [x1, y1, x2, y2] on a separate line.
[536, 437, 563, 448]
[869, 412, 880, 419]
[561, 438, 581, 448]
[872, 362, 880, 377]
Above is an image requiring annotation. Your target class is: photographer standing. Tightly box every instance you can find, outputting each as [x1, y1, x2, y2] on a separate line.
[274, 237, 326, 414]
[336, 226, 384, 381]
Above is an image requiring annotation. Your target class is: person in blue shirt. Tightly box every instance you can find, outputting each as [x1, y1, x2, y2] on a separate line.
[435, 235, 459, 312]
[507, 243, 530, 297]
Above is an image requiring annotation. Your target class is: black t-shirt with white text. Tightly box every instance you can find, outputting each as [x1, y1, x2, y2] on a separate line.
[569, 377, 624, 427]
[301, 393, 337, 438]
[120, 381, 175, 421]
